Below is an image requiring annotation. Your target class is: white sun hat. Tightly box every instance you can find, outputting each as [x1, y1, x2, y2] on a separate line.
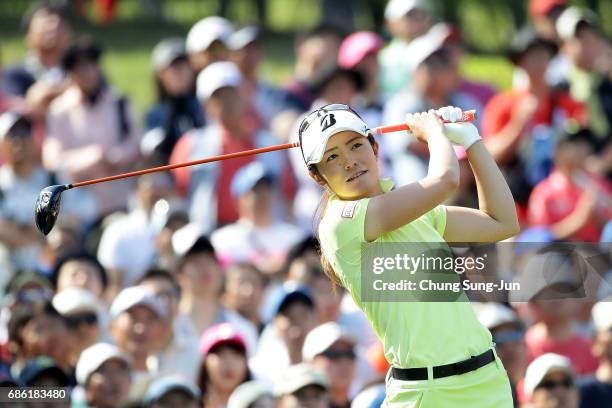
[298, 106, 370, 166]
[196, 61, 242, 101]
[186, 16, 234, 54]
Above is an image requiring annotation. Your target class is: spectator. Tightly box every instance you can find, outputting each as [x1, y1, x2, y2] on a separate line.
[223, 262, 267, 332]
[37, 217, 82, 276]
[211, 161, 303, 274]
[170, 61, 289, 232]
[277, 238, 378, 353]
[250, 282, 316, 383]
[1, 270, 54, 313]
[109, 286, 169, 381]
[305, 262, 377, 352]
[482, 28, 585, 218]
[186, 16, 234, 73]
[198, 323, 251, 408]
[0, 111, 92, 271]
[286, 24, 344, 111]
[137, 269, 200, 382]
[530, 0, 567, 42]
[3, 3, 72, 113]
[143, 38, 204, 162]
[379, 0, 431, 99]
[0, 55, 26, 113]
[171, 225, 258, 353]
[7, 301, 72, 377]
[578, 299, 612, 407]
[0, 271, 54, 367]
[143, 376, 201, 408]
[306, 264, 343, 325]
[512, 249, 599, 375]
[274, 363, 329, 408]
[283, 236, 323, 283]
[0, 112, 45, 269]
[528, 126, 611, 242]
[43, 38, 140, 218]
[556, 6, 612, 153]
[50, 251, 108, 300]
[153, 207, 189, 272]
[52, 287, 102, 367]
[97, 172, 174, 293]
[442, 25, 497, 108]
[473, 302, 528, 405]
[229, 26, 302, 127]
[527, 0, 570, 86]
[382, 24, 482, 187]
[338, 31, 384, 127]
[302, 322, 356, 408]
[74, 342, 132, 408]
[227, 380, 275, 408]
[18, 356, 70, 391]
[524, 353, 579, 408]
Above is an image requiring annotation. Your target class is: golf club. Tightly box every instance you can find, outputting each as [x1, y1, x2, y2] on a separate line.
[34, 110, 477, 235]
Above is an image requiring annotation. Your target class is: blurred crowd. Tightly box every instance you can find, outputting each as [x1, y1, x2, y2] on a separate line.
[0, 0, 611, 407]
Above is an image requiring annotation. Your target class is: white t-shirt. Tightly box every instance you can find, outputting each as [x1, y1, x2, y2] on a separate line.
[211, 218, 304, 266]
[153, 315, 201, 382]
[97, 209, 157, 287]
[249, 323, 290, 386]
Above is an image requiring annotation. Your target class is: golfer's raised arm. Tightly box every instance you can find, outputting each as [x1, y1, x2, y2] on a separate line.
[444, 138, 520, 243]
[365, 111, 459, 242]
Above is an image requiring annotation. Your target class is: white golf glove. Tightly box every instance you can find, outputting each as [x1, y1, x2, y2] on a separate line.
[435, 106, 482, 150]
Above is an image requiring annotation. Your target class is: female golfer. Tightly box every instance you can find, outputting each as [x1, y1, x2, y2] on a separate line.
[299, 104, 519, 407]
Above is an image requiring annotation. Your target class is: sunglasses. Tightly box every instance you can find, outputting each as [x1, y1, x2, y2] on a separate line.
[66, 313, 98, 328]
[321, 348, 356, 360]
[492, 330, 524, 346]
[298, 103, 363, 142]
[536, 378, 574, 390]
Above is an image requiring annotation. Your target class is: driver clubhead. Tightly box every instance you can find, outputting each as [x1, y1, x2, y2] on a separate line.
[34, 184, 69, 236]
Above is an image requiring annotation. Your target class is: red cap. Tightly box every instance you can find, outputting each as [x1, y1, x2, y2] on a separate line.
[529, 0, 566, 17]
[199, 323, 246, 356]
[338, 31, 384, 69]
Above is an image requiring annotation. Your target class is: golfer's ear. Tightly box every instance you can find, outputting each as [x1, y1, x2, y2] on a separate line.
[368, 134, 379, 158]
[309, 170, 327, 186]
[372, 140, 379, 158]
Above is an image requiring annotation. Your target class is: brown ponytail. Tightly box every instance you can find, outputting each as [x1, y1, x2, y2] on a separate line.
[309, 179, 343, 291]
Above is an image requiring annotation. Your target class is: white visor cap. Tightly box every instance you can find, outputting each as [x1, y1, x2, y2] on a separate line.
[299, 108, 370, 167]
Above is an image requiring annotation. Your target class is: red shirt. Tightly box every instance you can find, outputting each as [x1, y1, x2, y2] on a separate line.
[482, 89, 586, 142]
[528, 170, 611, 242]
[169, 126, 254, 225]
[216, 129, 254, 225]
[525, 325, 599, 376]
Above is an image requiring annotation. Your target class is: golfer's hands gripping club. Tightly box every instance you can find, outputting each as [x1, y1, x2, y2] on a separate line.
[436, 106, 482, 150]
[405, 111, 445, 144]
[374, 109, 476, 135]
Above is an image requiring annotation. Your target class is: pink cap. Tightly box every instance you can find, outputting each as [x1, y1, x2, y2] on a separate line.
[199, 323, 246, 356]
[338, 31, 383, 69]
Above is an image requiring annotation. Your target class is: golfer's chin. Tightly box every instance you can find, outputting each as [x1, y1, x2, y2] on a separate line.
[338, 172, 376, 200]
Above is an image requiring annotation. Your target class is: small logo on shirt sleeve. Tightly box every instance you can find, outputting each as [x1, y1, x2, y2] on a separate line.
[342, 201, 358, 218]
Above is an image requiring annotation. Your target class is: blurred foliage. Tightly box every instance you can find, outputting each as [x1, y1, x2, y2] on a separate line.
[0, 0, 609, 111]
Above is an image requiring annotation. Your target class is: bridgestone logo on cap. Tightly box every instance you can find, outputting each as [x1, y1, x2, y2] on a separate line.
[320, 113, 336, 131]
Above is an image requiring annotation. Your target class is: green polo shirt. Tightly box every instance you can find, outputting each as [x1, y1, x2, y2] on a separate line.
[318, 179, 493, 369]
